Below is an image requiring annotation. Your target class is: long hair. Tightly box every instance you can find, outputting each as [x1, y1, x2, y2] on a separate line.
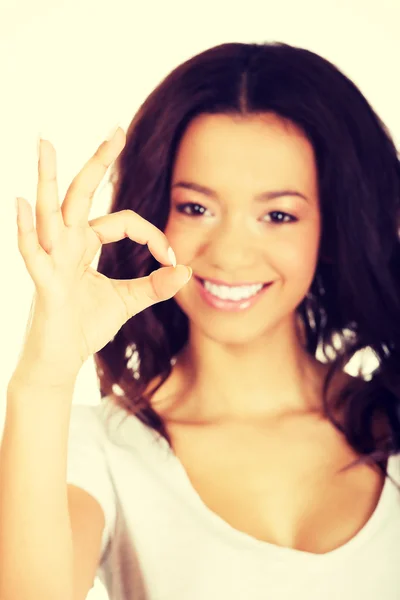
[94, 41, 400, 483]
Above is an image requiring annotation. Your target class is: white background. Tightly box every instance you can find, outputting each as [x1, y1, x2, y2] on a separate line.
[0, 0, 399, 598]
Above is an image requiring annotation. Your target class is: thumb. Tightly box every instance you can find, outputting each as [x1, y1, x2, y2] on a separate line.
[115, 265, 192, 317]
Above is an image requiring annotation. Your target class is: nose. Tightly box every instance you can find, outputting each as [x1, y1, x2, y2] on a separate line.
[205, 216, 258, 271]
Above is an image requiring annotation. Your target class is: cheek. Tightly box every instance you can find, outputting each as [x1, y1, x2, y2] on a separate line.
[269, 228, 320, 282]
[164, 221, 203, 264]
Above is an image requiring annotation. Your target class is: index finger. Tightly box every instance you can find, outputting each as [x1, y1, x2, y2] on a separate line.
[87, 209, 177, 268]
[61, 127, 126, 227]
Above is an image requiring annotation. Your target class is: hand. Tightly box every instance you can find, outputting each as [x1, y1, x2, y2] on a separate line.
[14, 127, 191, 381]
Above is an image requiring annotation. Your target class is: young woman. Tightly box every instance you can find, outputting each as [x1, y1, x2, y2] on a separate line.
[1, 41, 400, 600]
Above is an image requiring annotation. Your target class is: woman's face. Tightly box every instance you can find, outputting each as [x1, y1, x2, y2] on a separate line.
[164, 113, 322, 345]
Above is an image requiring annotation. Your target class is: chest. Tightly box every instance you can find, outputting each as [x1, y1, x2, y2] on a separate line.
[165, 419, 385, 554]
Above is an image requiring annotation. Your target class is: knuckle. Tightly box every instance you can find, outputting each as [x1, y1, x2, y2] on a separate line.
[38, 174, 57, 184]
[147, 271, 162, 302]
[66, 178, 93, 203]
[93, 149, 110, 171]
[117, 280, 139, 318]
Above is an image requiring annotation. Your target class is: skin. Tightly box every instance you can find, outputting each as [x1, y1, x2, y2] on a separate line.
[160, 112, 331, 424]
[147, 113, 386, 552]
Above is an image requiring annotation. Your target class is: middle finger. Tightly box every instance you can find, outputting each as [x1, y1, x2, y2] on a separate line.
[61, 127, 126, 228]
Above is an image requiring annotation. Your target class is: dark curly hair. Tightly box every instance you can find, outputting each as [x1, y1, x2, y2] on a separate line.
[93, 41, 400, 486]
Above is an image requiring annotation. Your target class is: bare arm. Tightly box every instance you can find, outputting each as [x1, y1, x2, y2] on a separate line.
[0, 121, 190, 600]
[0, 374, 76, 600]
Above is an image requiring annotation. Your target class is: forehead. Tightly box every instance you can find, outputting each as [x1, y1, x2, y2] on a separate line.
[171, 113, 318, 198]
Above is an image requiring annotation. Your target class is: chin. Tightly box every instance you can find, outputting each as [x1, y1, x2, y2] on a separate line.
[173, 281, 304, 346]
[201, 324, 271, 347]
[176, 304, 286, 348]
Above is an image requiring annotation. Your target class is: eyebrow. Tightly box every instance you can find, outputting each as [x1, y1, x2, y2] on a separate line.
[171, 181, 309, 203]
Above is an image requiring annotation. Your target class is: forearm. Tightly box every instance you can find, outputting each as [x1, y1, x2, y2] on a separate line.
[0, 376, 76, 600]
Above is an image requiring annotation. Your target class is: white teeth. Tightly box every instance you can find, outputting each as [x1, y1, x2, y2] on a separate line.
[203, 280, 264, 301]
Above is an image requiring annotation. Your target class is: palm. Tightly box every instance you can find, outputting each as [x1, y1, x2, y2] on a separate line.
[73, 264, 131, 360]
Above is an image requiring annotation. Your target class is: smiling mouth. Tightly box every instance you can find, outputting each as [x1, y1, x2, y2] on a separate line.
[195, 276, 271, 288]
[196, 277, 272, 302]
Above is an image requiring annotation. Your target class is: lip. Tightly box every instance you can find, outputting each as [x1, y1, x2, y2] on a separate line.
[194, 277, 274, 312]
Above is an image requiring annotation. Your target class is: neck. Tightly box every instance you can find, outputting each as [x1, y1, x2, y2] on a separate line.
[166, 315, 330, 424]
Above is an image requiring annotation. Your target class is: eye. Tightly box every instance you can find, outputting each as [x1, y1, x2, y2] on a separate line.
[175, 202, 211, 217]
[263, 211, 297, 224]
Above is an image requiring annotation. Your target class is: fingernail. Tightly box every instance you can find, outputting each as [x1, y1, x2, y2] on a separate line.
[37, 132, 51, 159]
[105, 123, 121, 141]
[167, 246, 177, 267]
[186, 266, 193, 281]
